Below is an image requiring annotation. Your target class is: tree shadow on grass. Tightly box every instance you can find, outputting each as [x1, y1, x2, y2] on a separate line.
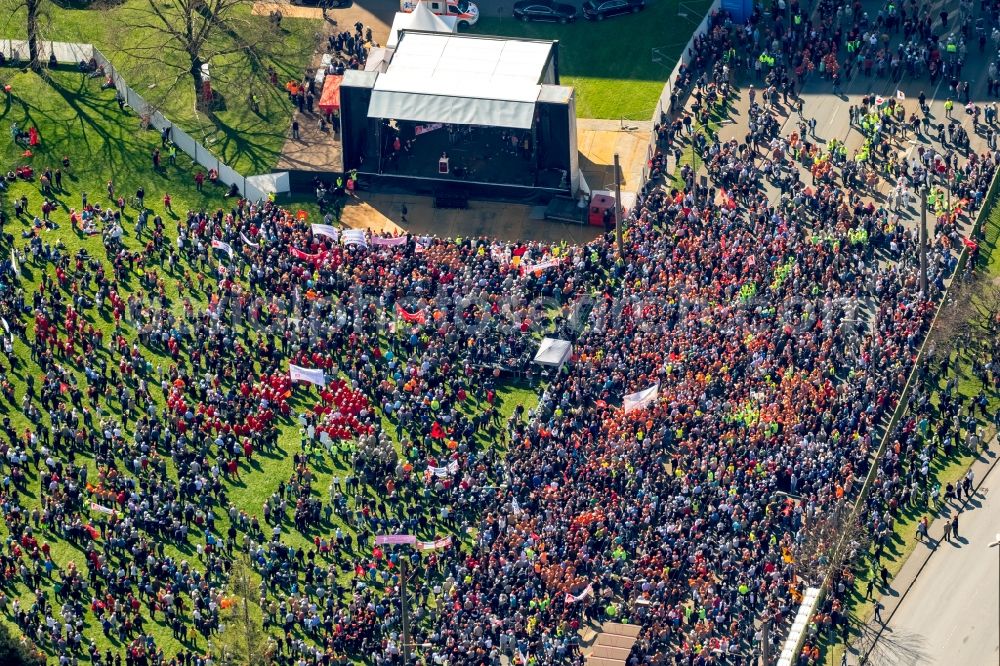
[28, 71, 190, 210]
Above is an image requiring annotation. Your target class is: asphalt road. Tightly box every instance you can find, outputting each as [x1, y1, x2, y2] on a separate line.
[867, 460, 1000, 666]
[707, 0, 994, 240]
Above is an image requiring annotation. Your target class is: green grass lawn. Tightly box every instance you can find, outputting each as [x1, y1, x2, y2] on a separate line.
[0, 70, 541, 662]
[470, 0, 711, 119]
[0, 0, 318, 174]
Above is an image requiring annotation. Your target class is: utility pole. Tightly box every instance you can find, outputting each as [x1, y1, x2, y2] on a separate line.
[613, 152, 623, 254]
[947, 170, 952, 213]
[919, 187, 928, 296]
[400, 555, 411, 665]
[760, 614, 770, 666]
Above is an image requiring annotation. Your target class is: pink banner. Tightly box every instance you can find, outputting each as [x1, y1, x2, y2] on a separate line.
[414, 123, 443, 136]
[373, 236, 408, 247]
[375, 534, 417, 546]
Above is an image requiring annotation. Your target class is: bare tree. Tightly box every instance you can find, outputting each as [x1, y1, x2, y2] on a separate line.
[0, 0, 54, 71]
[117, 0, 281, 114]
[25, 0, 42, 70]
[791, 499, 871, 587]
[216, 555, 269, 666]
[926, 277, 974, 359]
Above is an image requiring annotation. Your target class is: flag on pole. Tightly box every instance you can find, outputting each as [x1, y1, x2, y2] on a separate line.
[211, 240, 234, 259]
[289, 364, 326, 386]
[10, 249, 19, 276]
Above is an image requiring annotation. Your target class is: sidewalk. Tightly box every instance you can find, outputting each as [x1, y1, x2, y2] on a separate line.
[848, 436, 1000, 664]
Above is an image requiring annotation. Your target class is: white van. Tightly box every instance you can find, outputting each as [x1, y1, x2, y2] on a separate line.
[400, 0, 480, 26]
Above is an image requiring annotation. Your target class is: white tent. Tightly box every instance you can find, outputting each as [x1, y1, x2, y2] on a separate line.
[365, 47, 394, 73]
[388, 2, 458, 49]
[534, 337, 572, 367]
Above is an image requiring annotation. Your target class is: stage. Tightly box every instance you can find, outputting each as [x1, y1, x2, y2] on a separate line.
[339, 31, 578, 200]
[379, 122, 541, 187]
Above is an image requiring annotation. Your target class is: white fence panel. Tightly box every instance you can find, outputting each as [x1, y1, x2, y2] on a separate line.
[243, 181, 264, 202]
[246, 172, 290, 195]
[171, 126, 198, 161]
[196, 149, 220, 172]
[48, 42, 93, 63]
[124, 85, 145, 116]
[0, 39, 28, 60]
[218, 163, 242, 192]
[149, 110, 170, 133]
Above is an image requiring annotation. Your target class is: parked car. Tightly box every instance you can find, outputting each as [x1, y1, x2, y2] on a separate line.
[582, 0, 643, 19]
[512, 0, 577, 23]
[401, 0, 480, 27]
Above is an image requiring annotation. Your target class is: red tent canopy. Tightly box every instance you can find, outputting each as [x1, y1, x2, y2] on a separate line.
[318, 75, 343, 114]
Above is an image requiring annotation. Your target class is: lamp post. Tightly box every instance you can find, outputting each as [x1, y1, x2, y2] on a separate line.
[919, 186, 928, 296]
[613, 152, 623, 254]
[400, 555, 411, 665]
[377, 535, 421, 664]
[988, 533, 1000, 666]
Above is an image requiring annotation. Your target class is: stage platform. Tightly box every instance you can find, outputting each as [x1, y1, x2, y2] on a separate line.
[340, 192, 603, 244]
[281, 118, 652, 197]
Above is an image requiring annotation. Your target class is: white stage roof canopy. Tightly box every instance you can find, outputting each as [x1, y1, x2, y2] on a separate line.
[368, 32, 553, 129]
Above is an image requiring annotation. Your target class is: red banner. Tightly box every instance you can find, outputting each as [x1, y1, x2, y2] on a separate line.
[396, 303, 426, 324]
[290, 247, 327, 264]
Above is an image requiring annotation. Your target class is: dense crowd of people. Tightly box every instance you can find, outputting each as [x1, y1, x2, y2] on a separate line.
[0, 1, 998, 666]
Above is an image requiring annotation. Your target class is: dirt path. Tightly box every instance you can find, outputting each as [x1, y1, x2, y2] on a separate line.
[252, 2, 324, 19]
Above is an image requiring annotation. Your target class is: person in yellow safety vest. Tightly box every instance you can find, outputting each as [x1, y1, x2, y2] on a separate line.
[945, 99, 954, 118]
